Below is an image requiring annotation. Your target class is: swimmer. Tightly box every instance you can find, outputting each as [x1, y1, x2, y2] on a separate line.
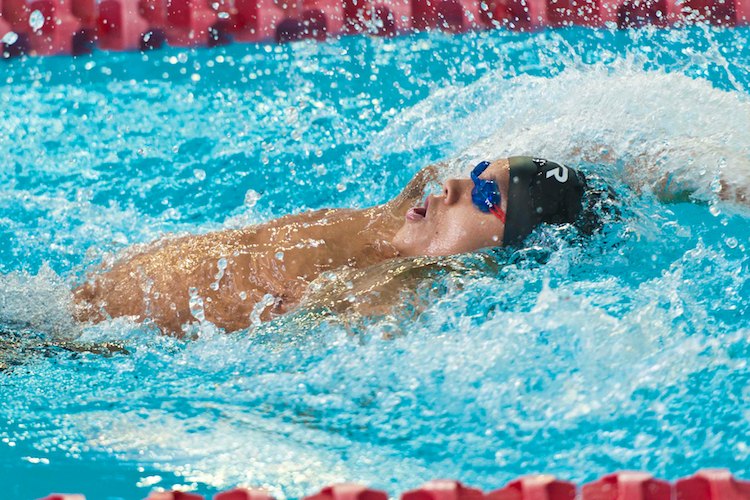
[72, 156, 602, 335]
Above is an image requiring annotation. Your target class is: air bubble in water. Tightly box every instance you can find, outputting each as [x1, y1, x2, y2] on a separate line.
[245, 189, 260, 207]
[709, 204, 721, 217]
[725, 236, 738, 249]
[1, 32, 18, 45]
[193, 169, 206, 181]
[29, 10, 44, 31]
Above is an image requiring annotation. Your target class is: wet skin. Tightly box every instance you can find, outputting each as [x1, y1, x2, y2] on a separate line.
[73, 159, 511, 334]
[392, 158, 510, 256]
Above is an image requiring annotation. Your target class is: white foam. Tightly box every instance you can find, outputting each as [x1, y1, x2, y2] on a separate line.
[372, 57, 750, 208]
[0, 264, 79, 340]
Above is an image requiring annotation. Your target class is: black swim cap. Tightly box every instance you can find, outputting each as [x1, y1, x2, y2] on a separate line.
[503, 156, 587, 246]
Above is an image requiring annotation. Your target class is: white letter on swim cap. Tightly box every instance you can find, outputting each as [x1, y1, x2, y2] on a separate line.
[546, 165, 569, 183]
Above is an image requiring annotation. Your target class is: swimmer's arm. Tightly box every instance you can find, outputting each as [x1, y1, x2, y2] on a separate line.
[299, 256, 453, 328]
[571, 144, 750, 206]
[640, 162, 750, 206]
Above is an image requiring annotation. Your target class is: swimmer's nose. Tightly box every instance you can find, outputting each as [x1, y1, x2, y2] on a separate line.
[443, 178, 468, 205]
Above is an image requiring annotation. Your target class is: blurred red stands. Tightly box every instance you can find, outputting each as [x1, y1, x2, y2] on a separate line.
[679, 0, 737, 25]
[402, 480, 484, 500]
[676, 469, 750, 500]
[304, 484, 388, 500]
[19, 0, 92, 55]
[97, 0, 150, 49]
[582, 472, 671, 500]
[0, 0, 747, 56]
[487, 475, 576, 500]
[616, 0, 668, 29]
[146, 490, 205, 499]
[165, 0, 217, 45]
[214, 488, 276, 500]
[32, 470, 750, 500]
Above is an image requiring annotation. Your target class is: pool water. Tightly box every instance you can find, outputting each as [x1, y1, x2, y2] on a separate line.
[1, 25, 749, 500]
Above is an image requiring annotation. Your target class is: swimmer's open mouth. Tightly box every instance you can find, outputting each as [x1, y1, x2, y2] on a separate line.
[406, 198, 429, 221]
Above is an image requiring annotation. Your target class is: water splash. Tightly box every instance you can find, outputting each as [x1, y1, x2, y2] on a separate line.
[0, 27, 748, 500]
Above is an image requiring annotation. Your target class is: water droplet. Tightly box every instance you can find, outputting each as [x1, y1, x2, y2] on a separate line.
[244, 189, 260, 207]
[177, 52, 188, 63]
[336, 183, 346, 192]
[239, 291, 247, 300]
[250, 293, 276, 326]
[193, 168, 206, 181]
[218, 11, 230, 19]
[188, 287, 205, 322]
[709, 204, 721, 217]
[29, 10, 44, 31]
[725, 236, 738, 249]
[285, 107, 299, 124]
[1, 32, 18, 45]
[211, 257, 227, 290]
[275, 251, 284, 261]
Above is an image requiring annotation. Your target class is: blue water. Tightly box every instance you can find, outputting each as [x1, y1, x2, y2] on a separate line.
[1, 25, 750, 499]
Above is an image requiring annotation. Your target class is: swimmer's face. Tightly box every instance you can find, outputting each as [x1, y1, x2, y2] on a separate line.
[392, 158, 510, 256]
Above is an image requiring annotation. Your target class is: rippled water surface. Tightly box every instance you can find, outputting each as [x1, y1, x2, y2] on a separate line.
[1, 25, 749, 499]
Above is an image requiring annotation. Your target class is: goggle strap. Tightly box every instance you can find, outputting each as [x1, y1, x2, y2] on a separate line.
[490, 206, 506, 224]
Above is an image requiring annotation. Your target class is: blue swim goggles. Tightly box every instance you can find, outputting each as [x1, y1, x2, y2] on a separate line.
[471, 161, 506, 223]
